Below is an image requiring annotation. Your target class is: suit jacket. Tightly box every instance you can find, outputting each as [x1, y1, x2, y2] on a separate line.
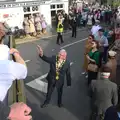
[0, 101, 10, 120]
[40, 55, 71, 87]
[91, 78, 118, 115]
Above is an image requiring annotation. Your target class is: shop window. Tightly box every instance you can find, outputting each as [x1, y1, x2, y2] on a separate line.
[57, 4, 63, 8]
[50, 5, 55, 9]
[23, 7, 30, 12]
[32, 6, 38, 11]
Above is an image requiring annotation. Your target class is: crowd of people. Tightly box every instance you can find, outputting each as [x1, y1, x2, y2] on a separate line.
[81, 20, 120, 119]
[0, 3, 120, 120]
[55, 4, 119, 33]
[23, 13, 47, 37]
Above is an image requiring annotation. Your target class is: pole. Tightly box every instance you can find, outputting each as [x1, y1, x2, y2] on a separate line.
[8, 35, 26, 105]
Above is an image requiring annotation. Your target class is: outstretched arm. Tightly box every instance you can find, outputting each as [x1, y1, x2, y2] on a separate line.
[37, 45, 53, 64]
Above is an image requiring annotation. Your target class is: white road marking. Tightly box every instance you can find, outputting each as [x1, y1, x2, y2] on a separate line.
[60, 38, 87, 49]
[26, 62, 74, 93]
[25, 60, 31, 63]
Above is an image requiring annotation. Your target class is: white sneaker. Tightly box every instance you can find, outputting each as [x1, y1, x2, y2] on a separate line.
[82, 72, 86, 75]
[85, 75, 88, 78]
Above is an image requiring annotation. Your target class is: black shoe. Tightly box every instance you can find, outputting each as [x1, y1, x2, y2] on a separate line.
[56, 43, 60, 45]
[61, 41, 64, 44]
[58, 103, 63, 108]
[41, 103, 48, 108]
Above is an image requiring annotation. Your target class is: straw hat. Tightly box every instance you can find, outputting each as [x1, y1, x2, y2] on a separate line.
[108, 50, 116, 57]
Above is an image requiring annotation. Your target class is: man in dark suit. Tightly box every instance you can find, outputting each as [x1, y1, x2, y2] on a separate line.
[37, 45, 71, 108]
[71, 16, 77, 38]
[90, 66, 118, 119]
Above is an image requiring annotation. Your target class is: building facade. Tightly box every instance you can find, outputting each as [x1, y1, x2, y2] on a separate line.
[0, 0, 68, 28]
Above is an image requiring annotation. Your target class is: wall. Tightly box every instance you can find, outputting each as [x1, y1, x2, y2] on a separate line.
[39, 4, 51, 26]
[50, 0, 69, 14]
[0, 7, 24, 28]
[64, 1, 68, 14]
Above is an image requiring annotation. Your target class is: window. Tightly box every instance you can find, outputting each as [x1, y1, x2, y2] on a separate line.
[50, 5, 55, 9]
[32, 6, 38, 11]
[23, 7, 30, 12]
[57, 4, 63, 8]
[60, 4, 63, 8]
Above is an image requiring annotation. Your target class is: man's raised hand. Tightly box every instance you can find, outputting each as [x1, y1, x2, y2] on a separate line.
[37, 45, 43, 57]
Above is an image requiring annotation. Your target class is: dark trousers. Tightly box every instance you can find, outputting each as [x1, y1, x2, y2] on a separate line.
[99, 46, 108, 67]
[72, 27, 77, 38]
[103, 46, 108, 63]
[44, 82, 63, 105]
[83, 20, 86, 27]
[57, 33, 63, 44]
[88, 71, 98, 85]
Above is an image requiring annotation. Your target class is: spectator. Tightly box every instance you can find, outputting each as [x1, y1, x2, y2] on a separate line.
[86, 40, 100, 85]
[0, 101, 31, 120]
[91, 66, 118, 119]
[0, 28, 10, 61]
[0, 28, 27, 105]
[104, 106, 119, 120]
[98, 29, 108, 64]
[91, 21, 101, 35]
[105, 50, 117, 83]
[82, 35, 94, 78]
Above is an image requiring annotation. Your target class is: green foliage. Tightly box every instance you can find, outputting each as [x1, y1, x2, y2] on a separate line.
[112, 1, 120, 7]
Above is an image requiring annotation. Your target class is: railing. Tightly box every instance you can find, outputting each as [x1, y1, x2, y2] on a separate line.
[7, 35, 26, 105]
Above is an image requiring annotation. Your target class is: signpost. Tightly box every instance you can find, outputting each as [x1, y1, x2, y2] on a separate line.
[8, 35, 26, 105]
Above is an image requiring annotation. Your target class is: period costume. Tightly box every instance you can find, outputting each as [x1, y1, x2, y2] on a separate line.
[23, 18, 30, 34]
[40, 55, 71, 107]
[87, 15, 93, 26]
[91, 78, 118, 118]
[28, 18, 36, 33]
[34, 16, 42, 32]
[105, 51, 117, 83]
[83, 39, 93, 71]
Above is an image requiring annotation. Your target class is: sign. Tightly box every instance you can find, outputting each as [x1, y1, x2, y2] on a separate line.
[0, 0, 51, 9]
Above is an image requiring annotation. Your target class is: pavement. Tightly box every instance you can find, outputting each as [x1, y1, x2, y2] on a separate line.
[15, 27, 88, 44]
[17, 28, 91, 120]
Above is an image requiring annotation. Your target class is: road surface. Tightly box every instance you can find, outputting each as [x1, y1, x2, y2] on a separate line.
[17, 29, 91, 120]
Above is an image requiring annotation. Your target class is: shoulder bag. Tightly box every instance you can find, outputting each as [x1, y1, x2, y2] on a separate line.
[87, 51, 98, 72]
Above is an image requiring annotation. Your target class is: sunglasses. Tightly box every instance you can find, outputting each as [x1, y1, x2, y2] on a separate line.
[89, 37, 92, 39]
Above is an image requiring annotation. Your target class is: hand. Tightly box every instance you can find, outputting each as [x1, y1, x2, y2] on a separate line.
[9, 48, 19, 55]
[86, 55, 90, 60]
[8, 102, 32, 120]
[37, 45, 43, 57]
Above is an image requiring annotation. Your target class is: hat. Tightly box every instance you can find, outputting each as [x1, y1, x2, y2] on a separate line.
[108, 50, 116, 57]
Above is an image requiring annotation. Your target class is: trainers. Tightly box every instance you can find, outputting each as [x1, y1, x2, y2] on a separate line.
[85, 75, 88, 78]
[82, 72, 86, 75]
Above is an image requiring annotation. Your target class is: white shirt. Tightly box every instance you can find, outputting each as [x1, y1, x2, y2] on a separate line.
[0, 60, 27, 101]
[91, 25, 101, 35]
[0, 44, 10, 60]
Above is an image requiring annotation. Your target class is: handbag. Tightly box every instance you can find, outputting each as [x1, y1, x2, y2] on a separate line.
[88, 51, 98, 72]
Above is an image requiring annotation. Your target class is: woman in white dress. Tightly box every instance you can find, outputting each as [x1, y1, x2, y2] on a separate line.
[87, 13, 93, 26]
